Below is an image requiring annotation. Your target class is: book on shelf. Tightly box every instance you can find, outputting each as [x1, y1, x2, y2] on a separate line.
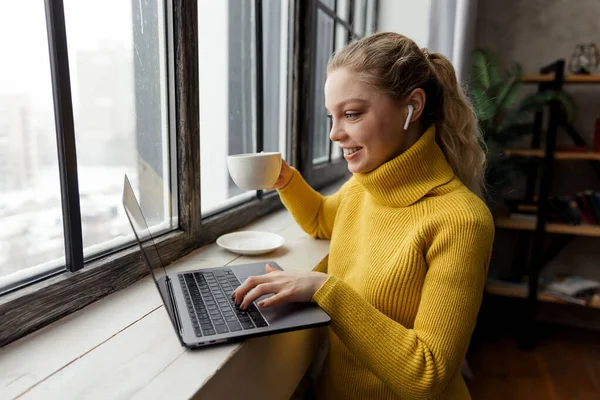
[544, 290, 588, 306]
[487, 275, 600, 307]
[504, 192, 600, 226]
[545, 274, 600, 297]
[546, 274, 600, 306]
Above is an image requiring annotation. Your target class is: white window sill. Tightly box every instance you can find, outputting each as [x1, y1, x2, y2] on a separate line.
[0, 207, 333, 399]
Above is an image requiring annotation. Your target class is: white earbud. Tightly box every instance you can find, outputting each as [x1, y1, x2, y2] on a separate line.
[404, 104, 414, 130]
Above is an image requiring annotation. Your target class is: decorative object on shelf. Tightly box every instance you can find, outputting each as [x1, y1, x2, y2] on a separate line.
[470, 49, 577, 198]
[568, 43, 600, 74]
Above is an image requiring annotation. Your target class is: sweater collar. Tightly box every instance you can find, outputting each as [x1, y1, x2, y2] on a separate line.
[354, 125, 455, 207]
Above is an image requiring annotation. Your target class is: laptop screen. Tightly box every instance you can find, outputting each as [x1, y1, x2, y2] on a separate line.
[121, 174, 180, 335]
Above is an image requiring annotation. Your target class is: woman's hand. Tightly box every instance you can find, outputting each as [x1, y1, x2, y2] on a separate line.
[232, 264, 328, 309]
[268, 159, 294, 190]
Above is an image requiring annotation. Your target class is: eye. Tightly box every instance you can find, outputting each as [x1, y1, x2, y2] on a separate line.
[345, 113, 359, 120]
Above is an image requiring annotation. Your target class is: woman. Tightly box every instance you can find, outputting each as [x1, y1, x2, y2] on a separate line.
[232, 32, 494, 399]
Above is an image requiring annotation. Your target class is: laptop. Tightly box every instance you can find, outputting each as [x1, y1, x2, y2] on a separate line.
[122, 175, 331, 348]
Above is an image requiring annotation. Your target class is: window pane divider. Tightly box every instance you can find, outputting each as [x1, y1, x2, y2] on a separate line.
[44, 0, 84, 272]
[316, 0, 359, 39]
[328, 0, 338, 163]
[299, 0, 318, 179]
[173, 0, 201, 236]
[255, 0, 265, 200]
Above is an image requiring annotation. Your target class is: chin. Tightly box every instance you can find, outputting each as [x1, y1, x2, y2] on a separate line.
[347, 161, 367, 174]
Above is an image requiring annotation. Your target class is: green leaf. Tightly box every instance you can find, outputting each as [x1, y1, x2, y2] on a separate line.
[495, 63, 523, 109]
[472, 86, 497, 122]
[549, 91, 576, 123]
[472, 49, 503, 90]
[517, 90, 577, 122]
[471, 86, 494, 121]
[497, 90, 577, 131]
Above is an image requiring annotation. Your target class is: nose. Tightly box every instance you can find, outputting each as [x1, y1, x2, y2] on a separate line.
[329, 119, 345, 143]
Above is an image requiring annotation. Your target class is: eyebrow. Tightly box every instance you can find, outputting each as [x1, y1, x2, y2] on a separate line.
[327, 98, 369, 112]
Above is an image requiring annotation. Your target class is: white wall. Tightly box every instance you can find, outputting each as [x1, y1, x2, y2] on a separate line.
[377, 0, 432, 47]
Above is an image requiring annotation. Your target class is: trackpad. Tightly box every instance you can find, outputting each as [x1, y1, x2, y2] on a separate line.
[260, 302, 310, 323]
[233, 262, 318, 326]
[235, 275, 312, 324]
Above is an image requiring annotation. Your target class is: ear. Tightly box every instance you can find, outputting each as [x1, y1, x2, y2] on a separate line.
[405, 88, 426, 125]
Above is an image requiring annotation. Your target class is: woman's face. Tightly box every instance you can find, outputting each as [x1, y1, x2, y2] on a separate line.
[325, 68, 420, 174]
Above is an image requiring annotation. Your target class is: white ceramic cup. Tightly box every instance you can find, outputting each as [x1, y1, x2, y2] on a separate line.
[226, 152, 282, 190]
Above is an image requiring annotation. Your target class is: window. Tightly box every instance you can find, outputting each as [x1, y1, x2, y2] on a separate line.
[0, 0, 66, 290]
[0, 0, 175, 295]
[301, 0, 378, 188]
[312, 7, 335, 164]
[0, 0, 378, 347]
[63, 0, 176, 260]
[199, 0, 290, 216]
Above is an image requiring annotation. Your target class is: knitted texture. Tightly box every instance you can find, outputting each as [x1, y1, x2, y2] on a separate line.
[278, 125, 494, 399]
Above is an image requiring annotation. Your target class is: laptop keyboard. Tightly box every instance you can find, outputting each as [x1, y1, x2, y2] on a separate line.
[179, 269, 268, 337]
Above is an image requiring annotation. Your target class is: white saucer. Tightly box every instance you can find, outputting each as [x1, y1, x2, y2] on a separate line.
[216, 231, 285, 255]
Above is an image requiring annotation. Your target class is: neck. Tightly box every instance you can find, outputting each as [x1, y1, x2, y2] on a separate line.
[400, 124, 423, 152]
[353, 125, 455, 207]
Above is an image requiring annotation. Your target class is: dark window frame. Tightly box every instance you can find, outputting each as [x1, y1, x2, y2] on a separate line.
[0, 0, 377, 347]
[297, 0, 378, 189]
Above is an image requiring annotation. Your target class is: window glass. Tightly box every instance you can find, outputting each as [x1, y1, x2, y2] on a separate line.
[312, 10, 335, 164]
[64, 0, 175, 259]
[199, 0, 289, 215]
[0, 0, 65, 289]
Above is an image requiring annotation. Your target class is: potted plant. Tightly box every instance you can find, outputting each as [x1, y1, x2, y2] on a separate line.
[469, 49, 577, 201]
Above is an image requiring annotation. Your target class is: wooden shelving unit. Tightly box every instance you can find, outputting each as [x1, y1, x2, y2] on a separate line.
[495, 217, 600, 237]
[504, 148, 600, 160]
[493, 60, 600, 347]
[522, 74, 600, 83]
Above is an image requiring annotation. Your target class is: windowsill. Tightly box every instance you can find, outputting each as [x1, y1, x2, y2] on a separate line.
[0, 183, 342, 399]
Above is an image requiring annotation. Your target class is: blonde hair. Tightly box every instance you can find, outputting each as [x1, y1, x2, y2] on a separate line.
[328, 32, 486, 199]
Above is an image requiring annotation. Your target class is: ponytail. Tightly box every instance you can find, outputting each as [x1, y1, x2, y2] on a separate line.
[429, 52, 486, 199]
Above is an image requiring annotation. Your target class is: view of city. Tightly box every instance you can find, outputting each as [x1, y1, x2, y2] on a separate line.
[0, 0, 169, 280]
[0, 0, 289, 283]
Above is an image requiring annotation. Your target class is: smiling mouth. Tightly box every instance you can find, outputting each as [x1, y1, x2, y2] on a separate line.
[342, 147, 362, 156]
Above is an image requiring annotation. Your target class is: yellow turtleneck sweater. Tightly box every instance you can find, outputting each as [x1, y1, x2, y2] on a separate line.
[277, 125, 494, 399]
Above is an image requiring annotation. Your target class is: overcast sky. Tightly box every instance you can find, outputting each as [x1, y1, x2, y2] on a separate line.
[0, 0, 135, 109]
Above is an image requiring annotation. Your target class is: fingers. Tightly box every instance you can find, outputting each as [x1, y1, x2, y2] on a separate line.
[233, 274, 269, 303]
[257, 291, 288, 308]
[239, 283, 278, 309]
[269, 162, 291, 190]
[265, 263, 277, 273]
[268, 177, 285, 190]
[232, 264, 285, 309]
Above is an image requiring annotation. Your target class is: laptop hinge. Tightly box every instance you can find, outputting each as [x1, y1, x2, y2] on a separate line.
[164, 276, 185, 346]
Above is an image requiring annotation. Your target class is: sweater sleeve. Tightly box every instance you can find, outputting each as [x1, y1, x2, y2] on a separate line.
[277, 168, 350, 240]
[312, 215, 494, 399]
[312, 255, 329, 273]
